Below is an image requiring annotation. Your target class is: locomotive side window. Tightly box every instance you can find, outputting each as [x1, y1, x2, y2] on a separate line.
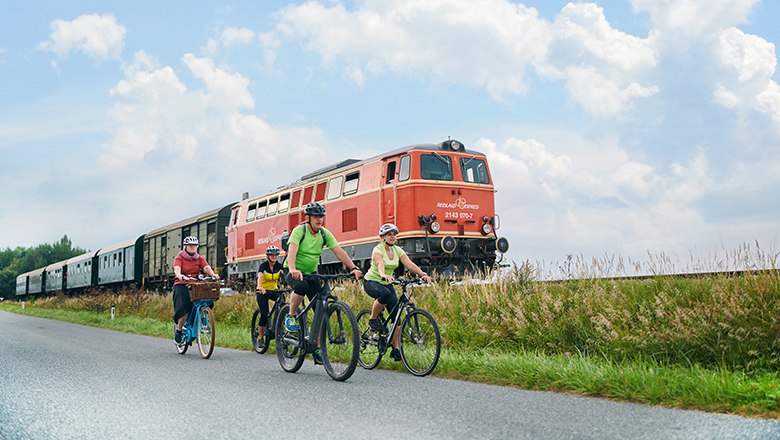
[278, 193, 290, 213]
[420, 153, 453, 180]
[291, 190, 301, 208]
[246, 203, 257, 222]
[386, 162, 397, 184]
[399, 155, 411, 181]
[231, 208, 239, 226]
[256, 200, 268, 219]
[344, 172, 359, 195]
[303, 186, 313, 204]
[460, 157, 490, 184]
[327, 176, 343, 200]
[267, 197, 278, 216]
[315, 181, 327, 202]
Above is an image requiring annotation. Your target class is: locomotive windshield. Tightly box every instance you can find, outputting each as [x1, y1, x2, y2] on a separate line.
[460, 157, 490, 184]
[420, 153, 453, 180]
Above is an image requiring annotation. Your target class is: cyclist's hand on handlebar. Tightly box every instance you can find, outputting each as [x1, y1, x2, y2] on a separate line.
[421, 274, 431, 284]
[257, 287, 266, 294]
[381, 274, 394, 284]
[290, 269, 303, 281]
[352, 268, 363, 280]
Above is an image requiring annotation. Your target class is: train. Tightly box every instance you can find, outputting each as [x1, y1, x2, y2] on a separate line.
[15, 139, 509, 298]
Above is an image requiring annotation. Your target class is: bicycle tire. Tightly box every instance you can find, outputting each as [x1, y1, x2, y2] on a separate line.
[251, 309, 268, 354]
[175, 335, 188, 355]
[275, 304, 305, 373]
[321, 301, 359, 381]
[399, 309, 440, 376]
[356, 309, 382, 369]
[197, 307, 216, 359]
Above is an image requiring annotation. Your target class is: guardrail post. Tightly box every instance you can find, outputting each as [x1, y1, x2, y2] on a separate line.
[111, 304, 116, 320]
[21, 301, 25, 310]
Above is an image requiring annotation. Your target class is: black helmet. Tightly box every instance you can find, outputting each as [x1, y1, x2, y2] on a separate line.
[304, 202, 326, 216]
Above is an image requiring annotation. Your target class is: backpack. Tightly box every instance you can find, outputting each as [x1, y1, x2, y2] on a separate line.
[281, 224, 326, 251]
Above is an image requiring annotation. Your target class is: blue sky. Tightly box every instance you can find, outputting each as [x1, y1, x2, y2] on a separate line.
[1, 1, 779, 276]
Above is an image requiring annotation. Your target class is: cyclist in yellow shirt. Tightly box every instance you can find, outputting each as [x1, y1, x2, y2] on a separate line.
[254, 245, 283, 350]
[363, 223, 431, 361]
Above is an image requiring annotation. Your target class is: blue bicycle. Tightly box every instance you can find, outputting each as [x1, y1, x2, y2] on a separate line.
[176, 276, 220, 359]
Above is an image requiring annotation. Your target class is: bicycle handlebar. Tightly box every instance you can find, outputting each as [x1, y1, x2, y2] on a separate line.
[393, 277, 430, 287]
[301, 273, 356, 281]
[182, 275, 218, 282]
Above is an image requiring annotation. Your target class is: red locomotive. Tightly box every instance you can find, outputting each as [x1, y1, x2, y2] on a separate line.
[226, 139, 509, 286]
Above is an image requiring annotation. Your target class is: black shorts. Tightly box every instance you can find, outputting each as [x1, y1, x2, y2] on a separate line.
[172, 284, 192, 323]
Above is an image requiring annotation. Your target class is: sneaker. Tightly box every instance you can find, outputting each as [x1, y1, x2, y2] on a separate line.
[174, 328, 183, 344]
[390, 348, 402, 362]
[313, 348, 324, 365]
[285, 315, 299, 332]
[368, 318, 383, 332]
[256, 337, 265, 350]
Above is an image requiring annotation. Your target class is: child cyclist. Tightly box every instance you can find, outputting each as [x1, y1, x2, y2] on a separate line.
[254, 245, 283, 350]
[362, 223, 431, 361]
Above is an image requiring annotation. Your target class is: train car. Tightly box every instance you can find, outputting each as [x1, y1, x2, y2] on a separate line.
[28, 267, 46, 295]
[43, 259, 68, 294]
[97, 237, 144, 288]
[15, 272, 29, 297]
[66, 250, 99, 290]
[143, 204, 233, 289]
[226, 139, 509, 285]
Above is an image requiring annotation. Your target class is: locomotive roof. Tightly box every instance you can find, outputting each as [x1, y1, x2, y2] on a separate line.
[245, 142, 486, 202]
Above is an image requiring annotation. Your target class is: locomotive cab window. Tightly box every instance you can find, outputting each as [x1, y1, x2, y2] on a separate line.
[420, 153, 453, 180]
[386, 162, 397, 184]
[399, 155, 411, 181]
[246, 203, 257, 222]
[460, 157, 490, 184]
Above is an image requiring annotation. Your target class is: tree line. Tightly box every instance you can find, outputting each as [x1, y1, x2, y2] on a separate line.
[0, 236, 88, 299]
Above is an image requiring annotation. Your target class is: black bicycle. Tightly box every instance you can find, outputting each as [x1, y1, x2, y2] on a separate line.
[251, 288, 292, 354]
[357, 277, 441, 376]
[275, 273, 360, 381]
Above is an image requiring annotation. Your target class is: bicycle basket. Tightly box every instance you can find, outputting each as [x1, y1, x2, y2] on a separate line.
[188, 282, 221, 301]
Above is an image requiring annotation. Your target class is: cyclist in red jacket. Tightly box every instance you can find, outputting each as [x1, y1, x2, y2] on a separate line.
[172, 236, 219, 344]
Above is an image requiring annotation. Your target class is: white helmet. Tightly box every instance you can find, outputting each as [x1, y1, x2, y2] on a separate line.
[379, 223, 399, 236]
[183, 236, 199, 246]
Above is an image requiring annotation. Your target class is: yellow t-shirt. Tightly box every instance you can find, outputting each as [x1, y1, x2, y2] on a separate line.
[257, 260, 282, 290]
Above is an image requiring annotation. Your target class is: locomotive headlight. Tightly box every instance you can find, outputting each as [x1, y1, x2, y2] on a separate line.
[429, 221, 441, 233]
[481, 223, 492, 235]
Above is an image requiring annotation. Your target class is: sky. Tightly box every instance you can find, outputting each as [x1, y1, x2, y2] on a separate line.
[1, 0, 779, 277]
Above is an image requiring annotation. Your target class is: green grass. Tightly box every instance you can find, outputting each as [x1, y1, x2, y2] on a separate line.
[3, 270, 779, 420]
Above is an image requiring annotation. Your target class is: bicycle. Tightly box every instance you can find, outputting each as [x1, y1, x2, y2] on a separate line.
[175, 275, 219, 359]
[275, 273, 359, 381]
[357, 277, 441, 376]
[251, 288, 292, 354]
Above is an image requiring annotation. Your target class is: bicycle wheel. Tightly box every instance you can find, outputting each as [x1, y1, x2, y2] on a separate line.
[320, 301, 359, 381]
[197, 307, 215, 359]
[175, 333, 188, 355]
[275, 304, 305, 373]
[356, 309, 382, 369]
[399, 309, 441, 376]
[251, 309, 268, 354]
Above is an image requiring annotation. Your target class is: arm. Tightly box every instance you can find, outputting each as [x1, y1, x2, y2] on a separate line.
[203, 265, 220, 280]
[256, 271, 266, 293]
[400, 253, 431, 283]
[373, 251, 392, 283]
[174, 264, 183, 281]
[287, 243, 302, 280]
[332, 246, 363, 279]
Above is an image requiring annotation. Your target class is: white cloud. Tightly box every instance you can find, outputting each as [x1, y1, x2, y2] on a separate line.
[221, 27, 255, 47]
[564, 66, 659, 117]
[37, 13, 126, 61]
[714, 27, 780, 124]
[630, 0, 759, 38]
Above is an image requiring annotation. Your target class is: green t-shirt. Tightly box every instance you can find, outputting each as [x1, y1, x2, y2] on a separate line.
[365, 243, 406, 285]
[283, 224, 338, 274]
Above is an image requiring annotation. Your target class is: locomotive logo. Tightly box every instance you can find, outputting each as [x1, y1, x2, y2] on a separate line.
[437, 196, 480, 210]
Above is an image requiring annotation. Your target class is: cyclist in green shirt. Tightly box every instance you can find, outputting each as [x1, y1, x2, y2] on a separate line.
[283, 202, 362, 362]
[363, 223, 431, 361]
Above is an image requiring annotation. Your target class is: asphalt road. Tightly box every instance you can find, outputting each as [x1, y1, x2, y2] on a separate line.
[1, 310, 778, 440]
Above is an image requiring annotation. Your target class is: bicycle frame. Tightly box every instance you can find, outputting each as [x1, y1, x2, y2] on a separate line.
[182, 299, 215, 344]
[373, 282, 419, 353]
[258, 289, 290, 337]
[280, 279, 337, 355]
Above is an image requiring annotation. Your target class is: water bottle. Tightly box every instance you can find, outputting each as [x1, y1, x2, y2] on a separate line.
[281, 229, 289, 251]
